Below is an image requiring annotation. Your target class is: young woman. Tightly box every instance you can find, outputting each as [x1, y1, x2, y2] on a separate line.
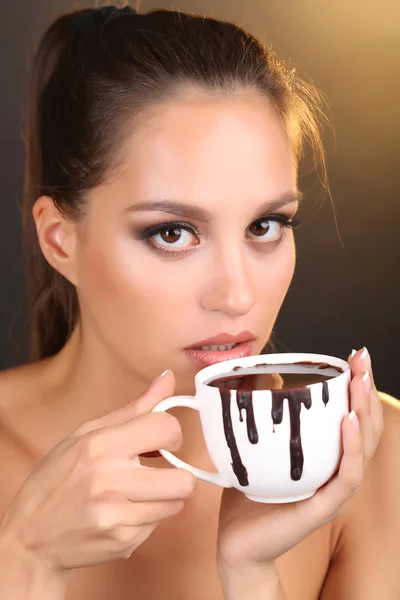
[0, 5, 398, 599]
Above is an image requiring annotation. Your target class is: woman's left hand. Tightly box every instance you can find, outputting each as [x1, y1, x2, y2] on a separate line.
[217, 347, 384, 573]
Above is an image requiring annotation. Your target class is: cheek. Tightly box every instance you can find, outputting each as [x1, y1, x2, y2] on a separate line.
[256, 239, 296, 308]
[75, 235, 193, 347]
[278, 242, 296, 288]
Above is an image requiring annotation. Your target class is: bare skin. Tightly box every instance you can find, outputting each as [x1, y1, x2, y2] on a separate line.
[0, 360, 398, 600]
[0, 91, 399, 598]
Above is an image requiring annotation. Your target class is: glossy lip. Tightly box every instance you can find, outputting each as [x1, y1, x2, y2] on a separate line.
[185, 340, 255, 368]
[186, 330, 255, 350]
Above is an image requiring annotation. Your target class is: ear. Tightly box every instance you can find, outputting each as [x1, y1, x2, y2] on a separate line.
[32, 196, 78, 286]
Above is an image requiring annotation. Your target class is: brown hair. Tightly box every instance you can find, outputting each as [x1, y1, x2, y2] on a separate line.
[22, 5, 328, 362]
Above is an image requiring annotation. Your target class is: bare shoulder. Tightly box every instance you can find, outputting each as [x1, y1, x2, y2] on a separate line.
[338, 390, 399, 535]
[373, 391, 400, 480]
[319, 392, 400, 598]
[379, 390, 400, 426]
[354, 390, 399, 503]
[0, 362, 48, 523]
[0, 361, 49, 442]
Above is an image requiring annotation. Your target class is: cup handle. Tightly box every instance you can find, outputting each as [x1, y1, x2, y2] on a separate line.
[151, 395, 232, 488]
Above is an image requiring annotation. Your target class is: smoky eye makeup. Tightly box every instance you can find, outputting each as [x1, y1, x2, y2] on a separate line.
[135, 220, 199, 241]
[128, 211, 304, 257]
[133, 220, 201, 257]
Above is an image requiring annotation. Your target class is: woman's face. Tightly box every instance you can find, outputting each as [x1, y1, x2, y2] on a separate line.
[75, 92, 300, 393]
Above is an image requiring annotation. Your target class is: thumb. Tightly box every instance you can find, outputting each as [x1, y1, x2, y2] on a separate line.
[133, 369, 176, 416]
[134, 369, 176, 460]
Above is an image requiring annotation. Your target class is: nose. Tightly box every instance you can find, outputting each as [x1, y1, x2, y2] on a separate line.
[199, 246, 256, 317]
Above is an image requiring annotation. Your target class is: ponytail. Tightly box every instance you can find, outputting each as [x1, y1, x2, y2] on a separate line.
[22, 12, 84, 361]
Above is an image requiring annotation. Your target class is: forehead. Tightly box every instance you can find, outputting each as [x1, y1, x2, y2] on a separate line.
[117, 92, 297, 208]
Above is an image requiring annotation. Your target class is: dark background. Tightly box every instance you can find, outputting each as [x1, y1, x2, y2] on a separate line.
[1, 1, 399, 397]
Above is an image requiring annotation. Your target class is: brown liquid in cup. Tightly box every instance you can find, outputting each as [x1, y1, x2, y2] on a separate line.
[205, 361, 343, 487]
[208, 371, 335, 390]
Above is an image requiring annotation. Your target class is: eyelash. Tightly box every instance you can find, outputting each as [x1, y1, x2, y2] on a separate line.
[137, 214, 304, 257]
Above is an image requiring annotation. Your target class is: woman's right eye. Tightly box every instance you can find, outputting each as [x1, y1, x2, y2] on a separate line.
[139, 222, 201, 255]
[152, 226, 198, 249]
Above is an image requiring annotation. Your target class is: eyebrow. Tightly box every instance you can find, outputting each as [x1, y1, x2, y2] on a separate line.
[124, 190, 303, 222]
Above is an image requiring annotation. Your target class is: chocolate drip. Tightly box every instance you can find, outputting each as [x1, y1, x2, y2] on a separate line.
[287, 388, 312, 480]
[322, 381, 329, 406]
[216, 366, 336, 485]
[220, 390, 249, 486]
[237, 391, 258, 444]
[270, 389, 285, 433]
[271, 389, 312, 480]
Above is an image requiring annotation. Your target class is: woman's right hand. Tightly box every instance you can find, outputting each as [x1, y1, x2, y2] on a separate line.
[0, 370, 196, 574]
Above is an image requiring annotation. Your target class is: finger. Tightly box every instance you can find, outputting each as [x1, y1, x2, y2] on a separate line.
[350, 369, 371, 417]
[120, 499, 185, 526]
[134, 369, 176, 416]
[350, 370, 376, 461]
[97, 464, 197, 502]
[128, 468, 197, 502]
[350, 349, 383, 440]
[79, 411, 183, 459]
[94, 499, 185, 533]
[348, 349, 357, 365]
[73, 370, 176, 435]
[305, 411, 363, 525]
[349, 347, 376, 389]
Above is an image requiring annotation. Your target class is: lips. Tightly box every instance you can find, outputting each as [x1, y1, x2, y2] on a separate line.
[184, 331, 256, 368]
[187, 330, 255, 350]
[185, 340, 255, 368]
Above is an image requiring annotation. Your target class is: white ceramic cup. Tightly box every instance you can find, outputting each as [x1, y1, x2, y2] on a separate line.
[151, 353, 351, 503]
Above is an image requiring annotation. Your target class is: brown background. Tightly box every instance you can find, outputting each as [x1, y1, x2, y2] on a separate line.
[1, 0, 399, 397]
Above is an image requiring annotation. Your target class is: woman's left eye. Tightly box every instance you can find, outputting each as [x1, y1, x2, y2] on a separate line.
[247, 215, 302, 243]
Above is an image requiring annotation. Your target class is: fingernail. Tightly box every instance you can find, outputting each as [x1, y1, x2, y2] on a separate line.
[360, 347, 368, 361]
[351, 349, 357, 358]
[362, 370, 371, 395]
[161, 369, 171, 378]
[156, 369, 172, 381]
[349, 410, 360, 432]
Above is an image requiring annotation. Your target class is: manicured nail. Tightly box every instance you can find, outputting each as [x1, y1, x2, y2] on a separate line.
[351, 349, 357, 358]
[349, 410, 360, 432]
[362, 369, 371, 395]
[153, 369, 171, 383]
[158, 369, 172, 380]
[360, 347, 368, 360]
